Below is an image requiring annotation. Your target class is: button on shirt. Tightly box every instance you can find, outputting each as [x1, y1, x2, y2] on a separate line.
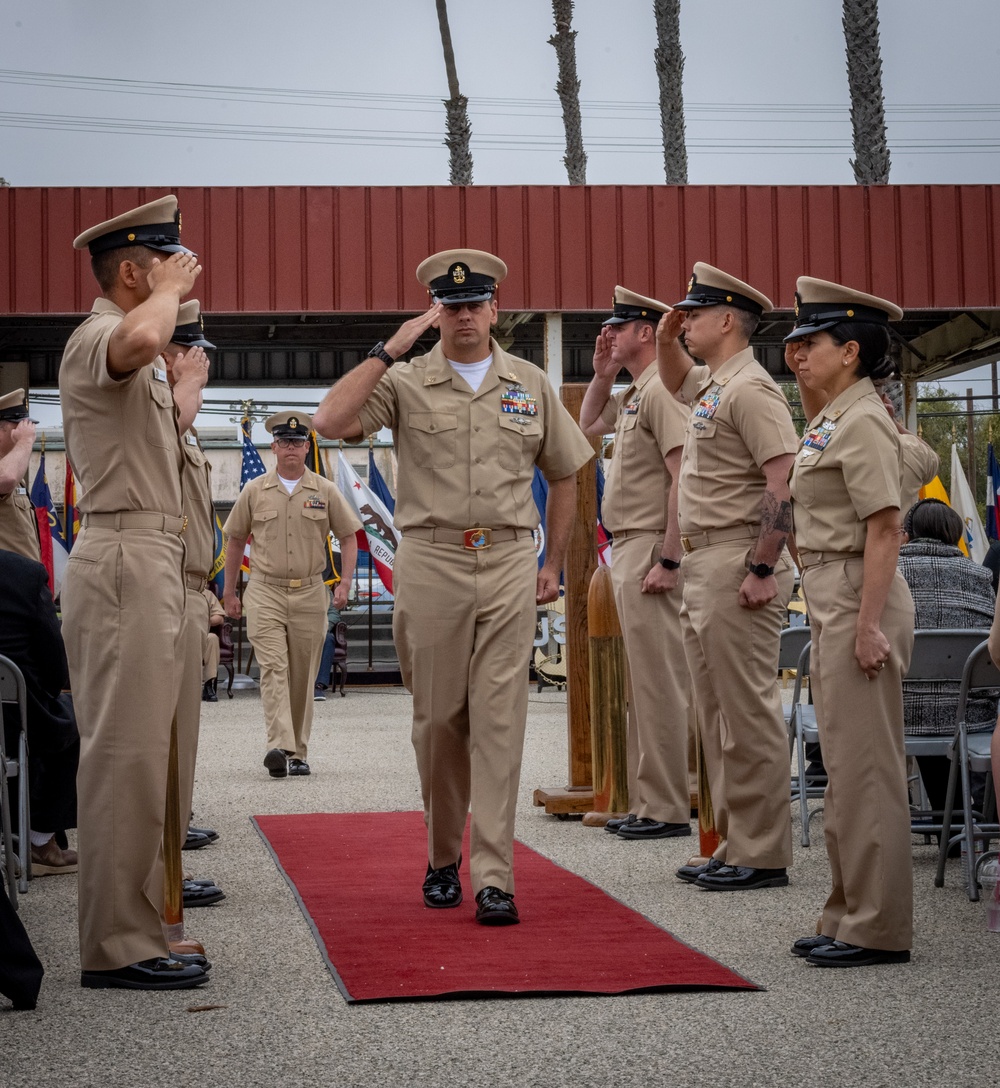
[790, 377, 902, 554]
[356, 339, 594, 531]
[224, 469, 361, 581]
[677, 347, 798, 535]
[59, 298, 183, 517]
[599, 366, 687, 535]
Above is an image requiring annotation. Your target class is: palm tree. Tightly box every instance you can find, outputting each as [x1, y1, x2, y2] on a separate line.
[548, 0, 587, 184]
[434, 0, 473, 185]
[842, 0, 891, 183]
[653, 0, 688, 184]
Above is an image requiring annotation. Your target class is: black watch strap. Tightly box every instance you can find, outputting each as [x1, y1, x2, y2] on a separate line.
[367, 341, 395, 366]
[748, 562, 775, 578]
[658, 557, 681, 571]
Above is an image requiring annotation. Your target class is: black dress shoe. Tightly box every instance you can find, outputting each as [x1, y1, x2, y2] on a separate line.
[81, 958, 209, 990]
[202, 680, 218, 703]
[676, 857, 723, 884]
[182, 879, 226, 907]
[183, 829, 216, 851]
[423, 856, 462, 908]
[604, 814, 636, 834]
[170, 951, 212, 970]
[264, 749, 288, 778]
[186, 825, 219, 847]
[475, 886, 520, 926]
[617, 818, 691, 840]
[695, 865, 789, 891]
[288, 758, 311, 776]
[806, 941, 910, 968]
[791, 934, 835, 958]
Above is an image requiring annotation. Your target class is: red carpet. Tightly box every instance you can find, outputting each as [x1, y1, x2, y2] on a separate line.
[253, 811, 758, 1003]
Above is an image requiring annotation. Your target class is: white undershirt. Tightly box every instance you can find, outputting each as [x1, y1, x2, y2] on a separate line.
[278, 473, 302, 494]
[447, 353, 493, 393]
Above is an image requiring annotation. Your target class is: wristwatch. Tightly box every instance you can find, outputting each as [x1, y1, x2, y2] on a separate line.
[658, 557, 681, 571]
[747, 562, 775, 578]
[367, 341, 395, 366]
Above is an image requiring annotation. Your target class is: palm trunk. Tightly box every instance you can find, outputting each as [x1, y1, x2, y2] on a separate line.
[843, 0, 891, 184]
[548, 0, 587, 184]
[653, 0, 688, 184]
[435, 0, 473, 185]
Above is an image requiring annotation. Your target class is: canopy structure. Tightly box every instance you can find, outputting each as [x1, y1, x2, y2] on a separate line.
[3, 184, 999, 414]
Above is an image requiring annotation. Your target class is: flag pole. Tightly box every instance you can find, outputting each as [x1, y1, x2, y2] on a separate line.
[367, 438, 374, 671]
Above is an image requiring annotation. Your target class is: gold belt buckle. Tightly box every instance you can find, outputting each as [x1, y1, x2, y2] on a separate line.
[681, 536, 693, 553]
[463, 527, 492, 550]
[289, 578, 302, 588]
[181, 515, 189, 534]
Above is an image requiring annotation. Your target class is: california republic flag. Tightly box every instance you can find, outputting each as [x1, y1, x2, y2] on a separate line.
[336, 450, 399, 594]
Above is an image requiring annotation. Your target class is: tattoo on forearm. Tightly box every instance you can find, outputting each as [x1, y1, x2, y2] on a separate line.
[760, 491, 793, 540]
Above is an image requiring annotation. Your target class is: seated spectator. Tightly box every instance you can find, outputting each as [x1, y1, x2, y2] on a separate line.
[898, 499, 996, 815]
[0, 548, 79, 874]
[201, 585, 226, 702]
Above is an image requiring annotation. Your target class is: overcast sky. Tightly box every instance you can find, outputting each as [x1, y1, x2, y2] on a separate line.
[4, 0, 999, 429]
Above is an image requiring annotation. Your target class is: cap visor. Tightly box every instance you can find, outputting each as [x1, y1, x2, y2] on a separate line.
[149, 242, 196, 256]
[783, 319, 839, 342]
[601, 315, 628, 326]
[433, 289, 495, 305]
[671, 299, 716, 311]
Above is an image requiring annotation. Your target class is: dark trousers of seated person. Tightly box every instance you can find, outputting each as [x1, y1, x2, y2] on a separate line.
[0, 869, 43, 1010]
[2, 693, 79, 838]
[916, 755, 988, 820]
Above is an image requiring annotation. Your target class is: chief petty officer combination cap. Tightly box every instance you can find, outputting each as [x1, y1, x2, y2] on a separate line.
[264, 411, 313, 440]
[416, 248, 508, 305]
[602, 286, 670, 326]
[672, 262, 774, 317]
[784, 276, 904, 341]
[170, 300, 216, 350]
[72, 194, 195, 257]
[0, 388, 36, 423]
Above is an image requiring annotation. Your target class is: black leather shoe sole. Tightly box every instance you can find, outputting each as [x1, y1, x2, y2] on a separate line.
[288, 759, 311, 776]
[475, 887, 520, 926]
[696, 866, 789, 891]
[170, 951, 212, 970]
[264, 749, 288, 778]
[183, 881, 226, 907]
[791, 934, 835, 958]
[81, 958, 209, 990]
[676, 857, 723, 884]
[806, 942, 910, 968]
[604, 815, 636, 834]
[188, 825, 219, 843]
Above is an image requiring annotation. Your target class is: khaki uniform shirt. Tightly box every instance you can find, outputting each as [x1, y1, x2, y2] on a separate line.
[790, 378, 902, 553]
[180, 427, 215, 579]
[224, 468, 361, 581]
[59, 298, 183, 517]
[600, 365, 687, 535]
[203, 586, 225, 625]
[356, 339, 594, 531]
[677, 348, 798, 535]
[899, 431, 939, 516]
[0, 477, 41, 562]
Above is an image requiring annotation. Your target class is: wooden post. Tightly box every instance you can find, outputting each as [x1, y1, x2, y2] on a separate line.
[163, 718, 206, 957]
[533, 382, 601, 816]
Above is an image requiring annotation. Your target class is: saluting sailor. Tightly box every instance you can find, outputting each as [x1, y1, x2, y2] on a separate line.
[0, 388, 42, 562]
[313, 248, 593, 925]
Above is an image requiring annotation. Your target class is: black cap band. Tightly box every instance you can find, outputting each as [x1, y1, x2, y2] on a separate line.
[785, 297, 892, 340]
[673, 281, 763, 316]
[87, 214, 191, 257]
[603, 303, 665, 326]
[170, 321, 215, 350]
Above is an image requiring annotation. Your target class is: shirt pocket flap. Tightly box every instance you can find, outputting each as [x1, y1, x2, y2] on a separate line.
[253, 509, 279, 523]
[301, 508, 327, 521]
[148, 379, 174, 408]
[498, 415, 543, 437]
[408, 412, 458, 435]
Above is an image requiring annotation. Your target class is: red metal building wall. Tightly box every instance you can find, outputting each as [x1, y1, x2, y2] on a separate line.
[2, 184, 998, 316]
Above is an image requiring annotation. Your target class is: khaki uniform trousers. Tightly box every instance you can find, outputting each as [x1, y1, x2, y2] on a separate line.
[393, 534, 537, 895]
[801, 558, 914, 950]
[203, 630, 220, 684]
[245, 579, 327, 759]
[681, 541, 794, 869]
[61, 526, 185, 971]
[175, 586, 210, 839]
[609, 533, 692, 824]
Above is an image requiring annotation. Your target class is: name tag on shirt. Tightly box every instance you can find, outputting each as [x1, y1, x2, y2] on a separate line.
[15, 486, 26, 495]
[694, 386, 722, 420]
[501, 384, 538, 417]
[185, 433, 199, 446]
[153, 366, 168, 383]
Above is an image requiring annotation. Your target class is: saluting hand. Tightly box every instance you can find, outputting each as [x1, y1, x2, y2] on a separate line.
[783, 340, 802, 376]
[10, 419, 36, 448]
[592, 328, 618, 380]
[383, 303, 444, 362]
[171, 345, 210, 388]
[147, 251, 202, 298]
[655, 309, 685, 346]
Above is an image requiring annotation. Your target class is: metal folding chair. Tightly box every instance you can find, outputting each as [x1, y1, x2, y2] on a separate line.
[784, 634, 824, 846]
[934, 639, 1000, 901]
[0, 654, 31, 901]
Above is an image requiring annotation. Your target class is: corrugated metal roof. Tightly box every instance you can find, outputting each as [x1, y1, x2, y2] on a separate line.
[2, 184, 998, 315]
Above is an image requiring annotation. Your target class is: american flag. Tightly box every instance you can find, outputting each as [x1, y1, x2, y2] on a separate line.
[239, 417, 267, 571]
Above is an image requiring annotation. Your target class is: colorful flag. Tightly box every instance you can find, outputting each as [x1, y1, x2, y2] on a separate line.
[63, 458, 79, 549]
[987, 443, 1000, 541]
[595, 458, 612, 567]
[336, 450, 398, 595]
[531, 466, 548, 569]
[368, 447, 396, 515]
[307, 431, 339, 586]
[29, 450, 69, 596]
[950, 444, 989, 563]
[209, 510, 226, 595]
[239, 417, 267, 572]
